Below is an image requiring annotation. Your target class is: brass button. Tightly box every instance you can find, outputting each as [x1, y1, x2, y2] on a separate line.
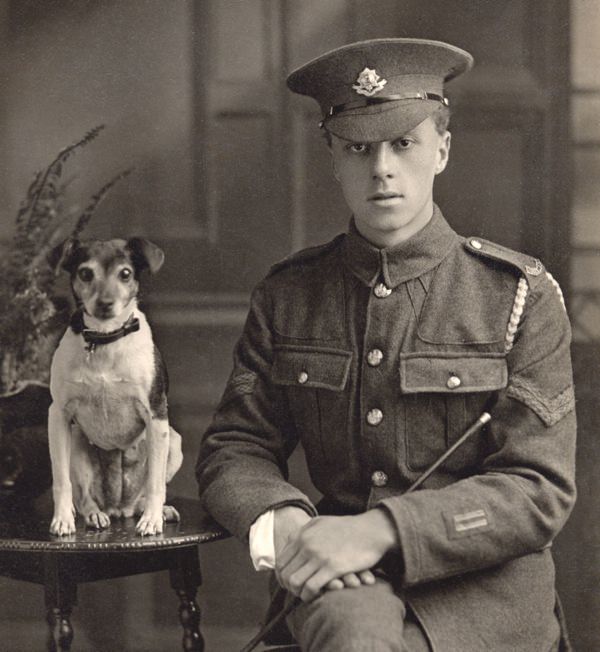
[366, 408, 383, 426]
[371, 470, 388, 487]
[373, 283, 392, 298]
[446, 375, 461, 389]
[470, 239, 482, 250]
[298, 371, 309, 384]
[367, 349, 383, 367]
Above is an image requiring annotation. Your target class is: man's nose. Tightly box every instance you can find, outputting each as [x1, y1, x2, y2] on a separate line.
[371, 144, 394, 180]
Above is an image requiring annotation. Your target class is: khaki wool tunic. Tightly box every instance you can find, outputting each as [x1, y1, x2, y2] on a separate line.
[196, 206, 576, 651]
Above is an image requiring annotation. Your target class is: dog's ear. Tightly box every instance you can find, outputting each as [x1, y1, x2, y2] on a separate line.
[48, 238, 80, 274]
[126, 238, 165, 275]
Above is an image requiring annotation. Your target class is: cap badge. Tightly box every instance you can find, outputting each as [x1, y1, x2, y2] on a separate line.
[352, 67, 387, 97]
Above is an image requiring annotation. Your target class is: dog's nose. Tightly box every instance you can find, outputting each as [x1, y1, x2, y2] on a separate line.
[97, 300, 114, 311]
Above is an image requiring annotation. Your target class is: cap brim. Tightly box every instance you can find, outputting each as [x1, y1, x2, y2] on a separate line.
[324, 99, 441, 142]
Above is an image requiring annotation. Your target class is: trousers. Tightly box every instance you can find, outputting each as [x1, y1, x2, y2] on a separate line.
[287, 579, 431, 652]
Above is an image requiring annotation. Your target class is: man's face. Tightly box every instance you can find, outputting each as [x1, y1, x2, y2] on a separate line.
[330, 117, 451, 247]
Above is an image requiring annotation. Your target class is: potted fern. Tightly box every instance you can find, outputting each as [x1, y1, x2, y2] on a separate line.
[0, 126, 129, 496]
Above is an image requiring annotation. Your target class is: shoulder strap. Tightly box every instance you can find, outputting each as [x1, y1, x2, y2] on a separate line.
[464, 237, 546, 290]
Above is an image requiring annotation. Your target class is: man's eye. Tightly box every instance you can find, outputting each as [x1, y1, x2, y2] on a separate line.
[77, 268, 94, 282]
[347, 143, 368, 153]
[394, 138, 414, 150]
[119, 268, 133, 282]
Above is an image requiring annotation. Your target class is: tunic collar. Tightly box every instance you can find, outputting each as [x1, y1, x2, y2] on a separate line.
[342, 204, 458, 287]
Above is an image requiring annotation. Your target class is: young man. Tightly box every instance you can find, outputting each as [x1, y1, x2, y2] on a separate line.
[196, 39, 576, 651]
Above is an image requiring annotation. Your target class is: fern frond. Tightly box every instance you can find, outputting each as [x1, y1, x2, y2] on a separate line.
[72, 167, 132, 240]
[14, 169, 44, 229]
[55, 124, 105, 166]
[21, 125, 106, 232]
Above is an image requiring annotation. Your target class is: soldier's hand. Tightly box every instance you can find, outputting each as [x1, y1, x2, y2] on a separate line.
[273, 507, 375, 593]
[276, 509, 398, 602]
[324, 569, 376, 592]
[274, 505, 312, 559]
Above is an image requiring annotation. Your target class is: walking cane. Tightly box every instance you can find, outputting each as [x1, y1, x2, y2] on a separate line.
[239, 412, 492, 652]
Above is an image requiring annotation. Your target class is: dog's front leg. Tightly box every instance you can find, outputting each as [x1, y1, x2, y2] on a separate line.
[48, 403, 76, 535]
[136, 416, 170, 535]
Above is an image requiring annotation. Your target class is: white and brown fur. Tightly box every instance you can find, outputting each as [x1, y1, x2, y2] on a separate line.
[48, 237, 182, 536]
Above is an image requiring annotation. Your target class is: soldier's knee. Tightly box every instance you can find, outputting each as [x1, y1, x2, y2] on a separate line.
[291, 582, 407, 652]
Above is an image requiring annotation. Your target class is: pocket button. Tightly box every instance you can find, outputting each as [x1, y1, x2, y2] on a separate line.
[371, 470, 388, 487]
[298, 371, 309, 384]
[446, 375, 461, 389]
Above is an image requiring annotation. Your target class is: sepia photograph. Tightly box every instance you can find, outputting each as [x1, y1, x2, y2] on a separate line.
[0, 1, 597, 650]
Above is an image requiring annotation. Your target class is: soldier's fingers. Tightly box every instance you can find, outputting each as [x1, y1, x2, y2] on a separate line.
[341, 573, 361, 588]
[276, 537, 302, 571]
[300, 567, 339, 603]
[358, 570, 376, 585]
[275, 548, 306, 589]
[282, 558, 320, 598]
[325, 578, 344, 591]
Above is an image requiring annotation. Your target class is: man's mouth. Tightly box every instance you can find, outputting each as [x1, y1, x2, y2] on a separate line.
[369, 191, 404, 204]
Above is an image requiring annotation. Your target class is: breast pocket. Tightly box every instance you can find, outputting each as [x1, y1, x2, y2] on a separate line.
[399, 353, 507, 472]
[272, 345, 352, 467]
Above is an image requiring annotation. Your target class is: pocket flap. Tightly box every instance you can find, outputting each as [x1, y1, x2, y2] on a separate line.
[400, 353, 507, 394]
[272, 346, 352, 391]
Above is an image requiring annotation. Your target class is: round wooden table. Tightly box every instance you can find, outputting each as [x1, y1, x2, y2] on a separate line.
[0, 495, 228, 651]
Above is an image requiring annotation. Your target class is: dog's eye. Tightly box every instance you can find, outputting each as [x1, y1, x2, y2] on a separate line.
[77, 268, 94, 282]
[119, 268, 133, 281]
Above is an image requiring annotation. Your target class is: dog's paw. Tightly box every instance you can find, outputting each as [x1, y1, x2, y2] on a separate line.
[163, 505, 180, 523]
[85, 510, 111, 530]
[135, 508, 164, 536]
[50, 506, 76, 536]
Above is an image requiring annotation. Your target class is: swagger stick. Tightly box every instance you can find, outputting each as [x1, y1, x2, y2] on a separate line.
[239, 412, 492, 652]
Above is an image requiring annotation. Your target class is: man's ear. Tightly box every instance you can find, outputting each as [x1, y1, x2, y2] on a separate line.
[324, 131, 341, 182]
[435, 131, 451, 176]
[126, 238, 165, 274]
[330, 149, 340, 182]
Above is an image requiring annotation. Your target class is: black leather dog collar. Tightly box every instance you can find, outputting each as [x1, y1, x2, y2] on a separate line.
[70, 310, 140, 353]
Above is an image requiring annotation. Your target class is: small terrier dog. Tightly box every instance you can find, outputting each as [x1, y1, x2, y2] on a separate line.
[48, 237, 183, 536]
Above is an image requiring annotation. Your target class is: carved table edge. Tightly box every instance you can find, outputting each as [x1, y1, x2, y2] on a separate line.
[0, 530, 229, 552]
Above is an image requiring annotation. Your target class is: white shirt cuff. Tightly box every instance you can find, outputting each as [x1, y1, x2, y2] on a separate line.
[249, 509, 276, 571]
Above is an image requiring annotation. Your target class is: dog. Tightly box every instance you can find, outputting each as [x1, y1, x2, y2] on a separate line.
[48, 237, 183, 536]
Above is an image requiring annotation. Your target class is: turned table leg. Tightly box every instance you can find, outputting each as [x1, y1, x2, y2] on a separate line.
[44, 554, 77, 652]
[170, 546, 204, 652]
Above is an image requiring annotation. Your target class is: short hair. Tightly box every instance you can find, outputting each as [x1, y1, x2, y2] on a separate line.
[322, 104, 451, 146]
[432, 105, 451, 134]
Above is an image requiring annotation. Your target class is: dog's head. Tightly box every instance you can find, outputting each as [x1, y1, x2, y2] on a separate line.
[50, 238, 164, 321]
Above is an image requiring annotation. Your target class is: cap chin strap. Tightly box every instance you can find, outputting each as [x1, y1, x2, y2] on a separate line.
[320, 91, 448, 128]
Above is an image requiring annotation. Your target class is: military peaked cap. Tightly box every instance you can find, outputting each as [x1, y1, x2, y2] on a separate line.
[287, 38, 473, 142]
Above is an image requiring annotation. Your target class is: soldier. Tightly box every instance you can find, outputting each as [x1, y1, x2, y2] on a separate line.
[196, 38, 576, 651]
